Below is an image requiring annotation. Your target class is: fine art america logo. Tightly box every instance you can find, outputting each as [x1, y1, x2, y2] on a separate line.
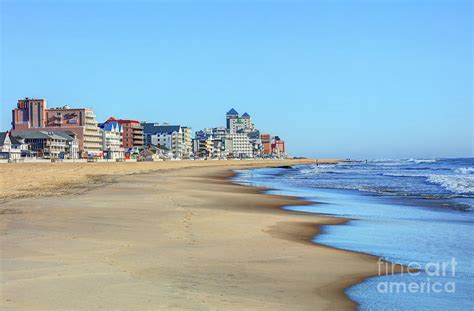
[377, 258, 457, 294]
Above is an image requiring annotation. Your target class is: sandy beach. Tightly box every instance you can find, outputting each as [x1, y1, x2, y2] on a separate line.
[1, 160, 388, 310]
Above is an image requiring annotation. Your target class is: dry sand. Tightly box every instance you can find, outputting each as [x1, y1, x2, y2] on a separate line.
[1, 160, 388, 310]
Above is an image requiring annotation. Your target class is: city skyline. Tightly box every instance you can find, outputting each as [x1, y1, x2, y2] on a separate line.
[1, 0, 472, 159]
[7, 98, 285, 160]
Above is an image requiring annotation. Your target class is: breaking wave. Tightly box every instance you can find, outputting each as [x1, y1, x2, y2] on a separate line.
[426, 175, 474, 195]
[455, 167, 474, 175]
[383, 172, 474, 195]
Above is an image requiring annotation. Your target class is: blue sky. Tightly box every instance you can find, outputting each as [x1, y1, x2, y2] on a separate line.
[1, 0, 472, 159]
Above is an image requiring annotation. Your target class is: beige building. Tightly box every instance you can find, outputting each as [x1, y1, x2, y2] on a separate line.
[193, 137, 214, 159]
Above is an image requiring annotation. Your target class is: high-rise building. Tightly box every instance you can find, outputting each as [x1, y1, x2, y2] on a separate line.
[226, 108, 239, 131]
[11, 98, 102, 158]
[226, 108, 255, 133]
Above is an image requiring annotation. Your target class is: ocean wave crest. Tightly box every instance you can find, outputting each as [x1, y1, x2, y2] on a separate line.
[371, 158, 437, 166]
[455, 167, 474, 175]
[426, 175, 474, 195]
[297, 164, 338, 175]
[383, 172, 474, 195]
[412, 159, 437, 164]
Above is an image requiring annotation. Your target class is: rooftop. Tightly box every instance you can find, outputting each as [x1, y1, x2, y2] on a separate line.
[226, 108, 239, 116]
[101, 122, 123, 132]
[142, 123, 182, 135]
[105, 117, 141, 125]
[16, 131, 74, 141]
[0, 132, 8, 144]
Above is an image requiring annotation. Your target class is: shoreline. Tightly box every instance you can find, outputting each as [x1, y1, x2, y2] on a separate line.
[1, 160, 398, 309]
[225, 168, 407, 309]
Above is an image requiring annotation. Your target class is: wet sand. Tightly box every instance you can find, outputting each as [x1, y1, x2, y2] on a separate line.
[1, 160, 387, 310]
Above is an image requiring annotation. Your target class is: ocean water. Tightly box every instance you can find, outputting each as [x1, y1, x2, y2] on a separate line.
[234, 158, 474, 310]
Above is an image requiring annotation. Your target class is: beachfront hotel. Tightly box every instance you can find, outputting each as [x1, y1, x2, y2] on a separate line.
[11, 98, 103, 158]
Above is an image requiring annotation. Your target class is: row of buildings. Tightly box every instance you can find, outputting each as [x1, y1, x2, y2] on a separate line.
[1, 98, 286, 161]
[192, 109, 285, 159]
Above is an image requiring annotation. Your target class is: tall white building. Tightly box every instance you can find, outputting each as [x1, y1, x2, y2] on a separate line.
[227, 132, 253, 158]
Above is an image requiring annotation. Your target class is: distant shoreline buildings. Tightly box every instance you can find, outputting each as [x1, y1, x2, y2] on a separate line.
[1, 98, 286, 161]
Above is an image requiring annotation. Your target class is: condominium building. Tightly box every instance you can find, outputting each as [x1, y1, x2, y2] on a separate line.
[142, 123, 193, 158]
[248, 130, 263, 158]
[11, 98, 102, 158]
[99, 122, 124, 160]
[226, 108, 255, 133]
[261, 133, 272, 155]
[142, 123, 192, 158]
[104, 118, 144, 151]
[195, 127, 225, 140]
[194, 127, 231, 159]
[261, 133, 286, 158]
[16, 131, 79, 159]
[193, 137, 214, 159]
[227, 132, 253, 158]
[273, 136, 286, 158]
[182, 127, 193, 157]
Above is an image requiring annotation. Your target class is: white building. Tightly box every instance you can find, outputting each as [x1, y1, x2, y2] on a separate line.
[100, 122, 124, 160]
[10, 136, 29, 154]
[227, 132, 253, 158]
[0, 132, 22, 160]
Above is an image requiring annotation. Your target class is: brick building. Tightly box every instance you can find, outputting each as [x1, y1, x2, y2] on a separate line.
[11, 98, 102, 157]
